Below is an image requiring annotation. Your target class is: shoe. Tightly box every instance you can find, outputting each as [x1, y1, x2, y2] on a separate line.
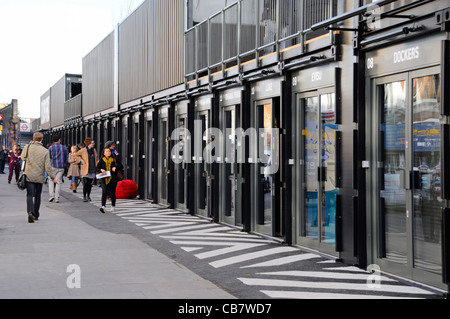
[99, 206, 106, 214]
[55, 199, 59, 203]
[28, 212, 35, 223]
[88, 197, 92, 202]
[8, 180, 11, 184]
[111, 207, 115, 213]
[49, 197, 55, 202]
[83, 197, 88, 202]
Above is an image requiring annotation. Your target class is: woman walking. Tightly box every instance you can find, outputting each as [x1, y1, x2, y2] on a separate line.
[8, 144, 21, 184]
[67, 145, 81, 193]
[76, 138, 98, 202]
[96, 148, 123, 213]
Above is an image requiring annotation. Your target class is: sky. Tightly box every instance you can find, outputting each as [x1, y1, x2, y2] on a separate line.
[0, 0, 145, 120]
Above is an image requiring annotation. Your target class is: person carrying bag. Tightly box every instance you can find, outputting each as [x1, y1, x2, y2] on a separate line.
[21, 133, 59, 223]
[17, 145, 29, 191]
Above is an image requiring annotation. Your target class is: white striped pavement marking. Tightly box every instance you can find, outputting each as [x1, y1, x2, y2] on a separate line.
[181, 247, 204, 252]
[142, 221, 199, 230]
[256, 270, 397, 282]
[176, 227, 264, 239]
[241, 253, 322, 268]
[196, 244, 268, 260]
[161, 235, 273, 244]
[237, 278, 436, 295]
[150, 223, 223, 235]
[127, 217, 208, 223]
[209, 247, 298, 268]
[117, 209, 179, 215]
[260, 290, 423, 299]
[322, 266, 369, 273]
[168, 240, 267, 260]
[68, 189, 441, 299]
[317, 260, 337, 264]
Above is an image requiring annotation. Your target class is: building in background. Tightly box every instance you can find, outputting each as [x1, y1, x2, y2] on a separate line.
[0, 99, 20, 148]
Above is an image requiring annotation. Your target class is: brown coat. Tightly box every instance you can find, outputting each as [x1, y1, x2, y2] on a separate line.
[75, 147, 98, 177]
[67, 153, 81, 178]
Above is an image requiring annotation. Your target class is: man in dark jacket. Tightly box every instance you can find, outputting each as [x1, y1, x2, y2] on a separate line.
[0, 145, 8, 174]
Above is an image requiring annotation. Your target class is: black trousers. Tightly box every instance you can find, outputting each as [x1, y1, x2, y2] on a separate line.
[100, 180, 117, 207]
[0, 159, 5, 173]
[26, 182, 43, 218]
[83, 177, 94, 198]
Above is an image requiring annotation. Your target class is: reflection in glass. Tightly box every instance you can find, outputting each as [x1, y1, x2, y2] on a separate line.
[160, 120, 168, 201]
[413, 75, 442, 274]
[321, 93, 337, 245]
[177, 117, 186, 205]
[302, 93, 337, 246]
[381, 81, 407, 264]
[224, 109, 236, 217]
[304, 97, 319, 239]
[261, 104, 273, 226]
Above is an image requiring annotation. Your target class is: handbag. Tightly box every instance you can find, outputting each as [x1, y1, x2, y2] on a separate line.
[17, 144, 30, 191]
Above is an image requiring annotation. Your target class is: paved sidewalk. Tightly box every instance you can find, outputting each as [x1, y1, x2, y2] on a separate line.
[0, 177, 234, 299]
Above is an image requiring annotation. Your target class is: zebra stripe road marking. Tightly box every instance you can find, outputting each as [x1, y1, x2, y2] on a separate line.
[241, 253, 322, 268]
[260, 290, 422, 299]
[256, 270, 397, 282]
[66, 189, 442, 299]
[209, 247, 298, 269]
[237, 277, 436, 295]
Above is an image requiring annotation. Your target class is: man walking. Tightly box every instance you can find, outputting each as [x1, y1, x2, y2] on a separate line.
[48, 136, 68, 203]
[21, 133, 59, 223]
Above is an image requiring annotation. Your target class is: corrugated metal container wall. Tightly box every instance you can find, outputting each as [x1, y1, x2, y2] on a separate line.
[40, 89, 51, 130]
[82, 31, 115, 117]
[119, 0, 185, 105]
[64, 94, 82, 121]
[50, 76, 66, 128]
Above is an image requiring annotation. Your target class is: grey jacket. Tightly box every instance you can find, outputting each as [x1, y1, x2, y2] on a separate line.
[21, 142, 56, 184]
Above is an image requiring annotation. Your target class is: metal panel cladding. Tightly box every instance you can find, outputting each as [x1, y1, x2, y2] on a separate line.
[118, 0, 185, 105]
[82, 31, 115, 117]
[50, 76, 66, 128]
[40, 88, 51, 130]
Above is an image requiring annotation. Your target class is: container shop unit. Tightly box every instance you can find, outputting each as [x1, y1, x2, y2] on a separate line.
[184, 0, 354, 245]
[216, 86, 245, 228]
[337, 0, 450, 291]
[40, 74, 82, 145]
[117, 0, 185, 201]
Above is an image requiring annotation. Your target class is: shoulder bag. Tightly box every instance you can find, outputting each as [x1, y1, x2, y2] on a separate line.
[17, 144, 30, 191]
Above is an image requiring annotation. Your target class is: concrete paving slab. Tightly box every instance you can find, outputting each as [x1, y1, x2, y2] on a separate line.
[0, 178, 234, 299]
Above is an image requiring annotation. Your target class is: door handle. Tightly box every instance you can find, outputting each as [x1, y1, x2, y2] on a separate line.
[412, 170, 422, 190]
[317, 167, 327, 182]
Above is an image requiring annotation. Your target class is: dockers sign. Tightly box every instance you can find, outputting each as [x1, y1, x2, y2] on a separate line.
[365, 34, 444, 76]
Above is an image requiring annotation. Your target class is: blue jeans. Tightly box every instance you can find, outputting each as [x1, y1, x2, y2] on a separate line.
[26, 182, 43, 219]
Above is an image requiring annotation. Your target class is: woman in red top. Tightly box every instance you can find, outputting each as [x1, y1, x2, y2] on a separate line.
[8, 144, 21, 184]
